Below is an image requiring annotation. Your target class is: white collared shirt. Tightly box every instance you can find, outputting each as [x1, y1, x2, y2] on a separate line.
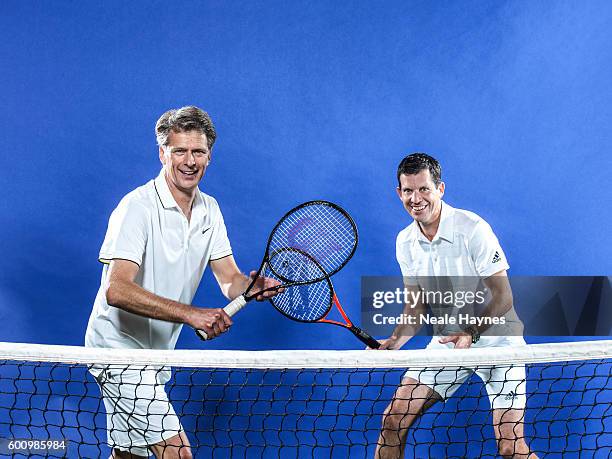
[396, 202, 523, 342]
[396, 202, 509, 279]
[85, 171, 232, 351]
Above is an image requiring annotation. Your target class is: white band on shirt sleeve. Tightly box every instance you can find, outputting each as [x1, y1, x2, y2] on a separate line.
[98, 250, 143, 266]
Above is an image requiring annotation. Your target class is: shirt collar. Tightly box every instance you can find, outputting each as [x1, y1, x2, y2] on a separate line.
[192, 186, 205, 211]
[436, 202, 455, 243]
[154, 170, 206, 213]
[414, 201, 455, 244]
[154, 171, 179, 209]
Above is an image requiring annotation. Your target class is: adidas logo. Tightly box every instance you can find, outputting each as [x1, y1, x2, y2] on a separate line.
[504, 391, 518, 401]
[492, 251, 501, 263]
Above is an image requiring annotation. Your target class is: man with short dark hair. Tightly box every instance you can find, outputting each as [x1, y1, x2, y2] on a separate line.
[86, 106, 276, 459]
[374, 153, 537, 458]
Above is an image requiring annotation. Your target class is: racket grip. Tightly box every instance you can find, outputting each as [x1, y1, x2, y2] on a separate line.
[195, 295, 248, 341]
[350, 325, 381, 349]
[224, 294, 248, 316]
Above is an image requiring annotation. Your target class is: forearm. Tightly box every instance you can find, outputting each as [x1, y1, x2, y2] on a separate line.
[106, 278, 197, 326]
[219, 271, 251, 300]
[471, 292, 512, 335]
[393, 300, 425, 338]
[459, 272, 514, 337]
[382, 299, 426, 349]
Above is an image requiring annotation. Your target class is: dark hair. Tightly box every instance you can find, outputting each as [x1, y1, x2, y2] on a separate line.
[155, 106, 217, 149]
[396, 152, 442, 186]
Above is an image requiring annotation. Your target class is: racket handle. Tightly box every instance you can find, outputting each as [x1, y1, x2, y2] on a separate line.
[224, 294, 248, 316]
[349, 325, 381, 349]
[195, 295, 248, 341]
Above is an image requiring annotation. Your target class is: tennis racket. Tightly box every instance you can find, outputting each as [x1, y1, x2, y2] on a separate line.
[196, 200, 358, 340]
[269, 259, 381, 348]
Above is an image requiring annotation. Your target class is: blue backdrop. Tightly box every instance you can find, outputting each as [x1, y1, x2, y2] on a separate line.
[1, 0, 611, 351]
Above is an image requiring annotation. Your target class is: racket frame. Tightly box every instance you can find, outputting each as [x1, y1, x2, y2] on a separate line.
[242, 200, 358, 299]
[196, 200, 358, 340]
[269, 256, 381, 349]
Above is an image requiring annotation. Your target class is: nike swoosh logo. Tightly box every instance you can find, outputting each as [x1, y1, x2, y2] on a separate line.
[201, 225, 212, 234]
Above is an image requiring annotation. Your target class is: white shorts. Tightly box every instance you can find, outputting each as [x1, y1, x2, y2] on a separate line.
[93, 366, 183, 457]
[403, 337, 527, 409]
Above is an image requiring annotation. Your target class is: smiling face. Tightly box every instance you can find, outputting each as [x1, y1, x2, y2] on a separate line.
[396, 169, 445, 228]
[159, 130, 211, 197]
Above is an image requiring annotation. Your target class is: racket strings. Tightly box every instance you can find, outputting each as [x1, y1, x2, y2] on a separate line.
[269, 276, 333, 322]
[267, 249, 325, 283]
[270, 203, 357, 278]
[265, 247, 334, 322]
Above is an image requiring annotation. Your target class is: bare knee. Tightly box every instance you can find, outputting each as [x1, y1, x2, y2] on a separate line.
[493, 408, 534, 458]
[112, 449, 148, 459]
[499, 439, 535, 458]
[151, 446, 192, 459]
[381, 379, 440, 431]
[156, 445, 193, 459]
[382, 408, 412, 432]
[150, 433, 192, 459]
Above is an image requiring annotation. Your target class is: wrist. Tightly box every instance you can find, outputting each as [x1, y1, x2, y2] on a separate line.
[389, 334, 410, 347]
[177, 303, 198, 327]
[464, 326, 480, 344]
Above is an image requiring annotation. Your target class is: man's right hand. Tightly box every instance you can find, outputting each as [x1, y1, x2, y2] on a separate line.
[376, 334, 410, 350]
[190, 308, 233, 339]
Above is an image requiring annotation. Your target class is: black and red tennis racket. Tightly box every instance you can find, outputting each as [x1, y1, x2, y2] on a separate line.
[196, 200, 359, 340]
[268, 256, 380, 348]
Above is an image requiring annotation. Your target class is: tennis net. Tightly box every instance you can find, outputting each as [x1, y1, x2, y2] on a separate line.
[0, 340, 610, 458]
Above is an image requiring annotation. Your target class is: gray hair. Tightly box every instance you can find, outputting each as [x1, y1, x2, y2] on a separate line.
[155, 106, 217, 148]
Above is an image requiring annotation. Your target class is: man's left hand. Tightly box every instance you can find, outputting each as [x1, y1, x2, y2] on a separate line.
[249, 271, 284, 301]
[438, 333, 472, 349]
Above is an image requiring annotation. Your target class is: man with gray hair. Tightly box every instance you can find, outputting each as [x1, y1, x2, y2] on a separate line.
[86, 106, 276, 458]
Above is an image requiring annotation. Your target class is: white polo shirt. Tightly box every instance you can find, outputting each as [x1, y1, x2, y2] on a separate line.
[85, 172, 232, 351]
[397, 202, 509, 278]
[396, 201, 523, 341]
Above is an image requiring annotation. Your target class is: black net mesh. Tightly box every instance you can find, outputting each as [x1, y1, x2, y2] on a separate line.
[0, 344, 610, 458]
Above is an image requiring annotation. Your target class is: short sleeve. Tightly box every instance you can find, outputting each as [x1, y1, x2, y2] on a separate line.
[396, 233, 419, 286]
[209, 204, 233, 261]
[99, 198, 149, 265]
[469, 220, 510, 277]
